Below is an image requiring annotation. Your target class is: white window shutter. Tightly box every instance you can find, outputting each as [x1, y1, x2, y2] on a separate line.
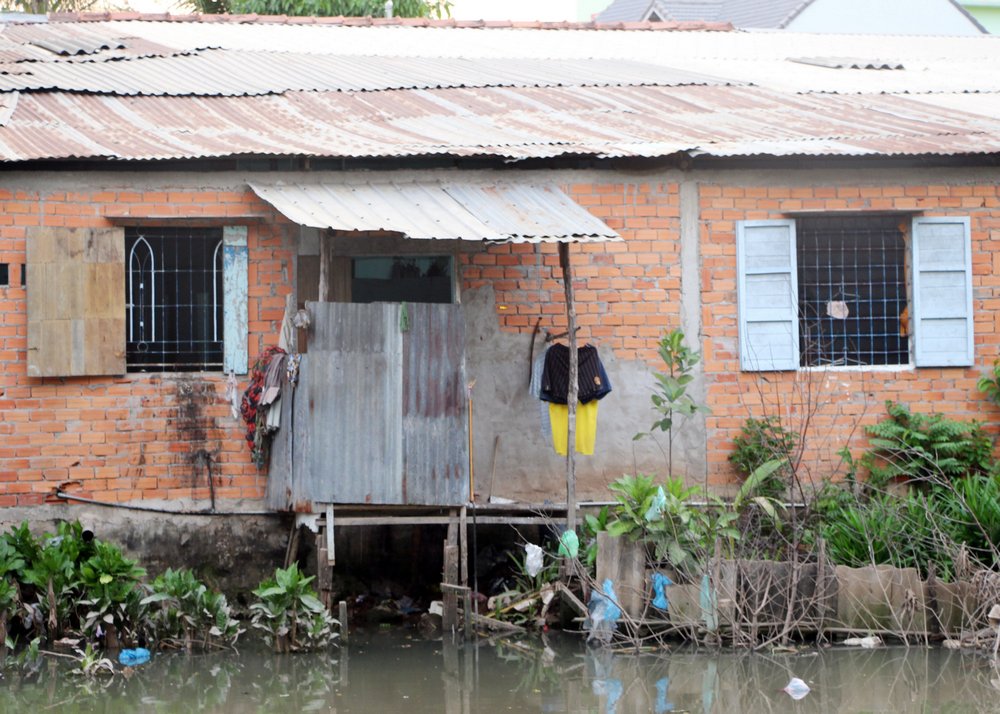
[737, 220, 799, 371]
[912, 217, 974, 367]
[223, 225, 249, 375]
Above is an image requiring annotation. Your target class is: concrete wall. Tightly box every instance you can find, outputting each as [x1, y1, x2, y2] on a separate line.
[0, 504, 289, 600]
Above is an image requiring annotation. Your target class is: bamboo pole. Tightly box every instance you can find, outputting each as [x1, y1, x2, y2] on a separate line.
[559, 242, 578, 533]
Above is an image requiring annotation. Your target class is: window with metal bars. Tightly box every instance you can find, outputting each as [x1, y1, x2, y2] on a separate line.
[125, 227, 224, 372]
[796, 215, 909, 367]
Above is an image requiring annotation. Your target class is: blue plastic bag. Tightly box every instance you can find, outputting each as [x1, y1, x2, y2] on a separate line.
[586, 578, 622, 643]
[118, 647, 150, 666]
[651, 572, 674, 611]
[644, 486, 666, 521]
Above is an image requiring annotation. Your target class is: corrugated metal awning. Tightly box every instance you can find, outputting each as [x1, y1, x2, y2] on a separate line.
[248, 181, 621, 243]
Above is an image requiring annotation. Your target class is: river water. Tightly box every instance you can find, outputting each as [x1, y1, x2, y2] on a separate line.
[2, 631, 999, 712]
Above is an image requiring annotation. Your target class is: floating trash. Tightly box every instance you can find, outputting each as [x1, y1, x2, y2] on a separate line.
[783, 677, 810, 701]
[118, 648, 150, 667]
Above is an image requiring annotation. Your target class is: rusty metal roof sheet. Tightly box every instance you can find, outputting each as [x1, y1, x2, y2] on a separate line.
[1, 84, 999, 163]
[0, 51, 734, 96]
[248, 181, 622, 243]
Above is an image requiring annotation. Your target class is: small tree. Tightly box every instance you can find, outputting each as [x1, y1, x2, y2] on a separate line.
[636, 329, 710, 475]
[184, 0, 451, 17]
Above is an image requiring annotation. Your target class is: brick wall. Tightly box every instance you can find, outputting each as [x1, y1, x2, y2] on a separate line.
[0, 185, 292, 506]
[459, 182, 682, 365]
[2, 174, 998, 507]
[699, 181, 1000, 487]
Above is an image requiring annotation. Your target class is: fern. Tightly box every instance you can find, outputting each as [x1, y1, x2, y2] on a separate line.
[861, 401, 993, 488]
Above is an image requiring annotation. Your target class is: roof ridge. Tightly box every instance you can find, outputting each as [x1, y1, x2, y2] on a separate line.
[41, 12, 732, 31]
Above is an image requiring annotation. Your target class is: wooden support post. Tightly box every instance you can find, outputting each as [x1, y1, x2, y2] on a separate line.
[463, 589, 473, 641]
[318, 230, 330, 302]
[283, 520, 300, 569]
[339, 600, 349, 645]
[559, 242, 578, 534]
[339, 638, 349, 687]
[315, 530, 333, 612]
[326, 503, 336, 566]
[443, 544, 459, 634]
[447, 509, 458, 547]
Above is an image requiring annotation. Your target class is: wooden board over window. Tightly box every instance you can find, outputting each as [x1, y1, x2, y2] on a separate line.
[26, 226, 126, 377]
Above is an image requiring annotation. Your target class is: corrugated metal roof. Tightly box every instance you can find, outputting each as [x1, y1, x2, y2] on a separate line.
[0, 51, 735, 97]
[0, 18, 996, 162]
[1, 85, 998, 163]
[248, 181, 622, 242]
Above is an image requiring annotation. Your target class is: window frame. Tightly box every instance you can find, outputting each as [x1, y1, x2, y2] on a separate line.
[125, 227, 226, 373]
[736, 215, 973, 372]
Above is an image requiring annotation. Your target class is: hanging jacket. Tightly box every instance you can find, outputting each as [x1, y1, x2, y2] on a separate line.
[539, 343, 612, 404]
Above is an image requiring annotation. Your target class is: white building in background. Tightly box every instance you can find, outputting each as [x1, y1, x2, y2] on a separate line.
[596, 0, 987, 34]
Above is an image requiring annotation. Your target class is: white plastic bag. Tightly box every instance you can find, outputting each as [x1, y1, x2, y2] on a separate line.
[525, 543, 544, 577]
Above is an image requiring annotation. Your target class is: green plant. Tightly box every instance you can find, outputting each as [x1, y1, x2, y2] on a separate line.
[936, 474, 1000, 569]
[77, 541, 147, 649]
[0, 539, 26, 661]
[819, 491, 956, 580]
[250, 563, 338, 652]
[71, 643, 115, 677]
[977, 360, 1000, 407]
[635, 329, 710, 475]
[144, 568, 242, 650]
[606, 474, 710, 571]
[581, 506, 610, 571]
[862, 401, 994, 488]
[730, 417, 797, 499]
[21, 523, 87, 638]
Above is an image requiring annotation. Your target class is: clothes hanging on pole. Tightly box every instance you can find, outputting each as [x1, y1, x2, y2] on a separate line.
[528, 352, 552, 443]
[549, 400, 599, 456]
[539, 343, 612, 404]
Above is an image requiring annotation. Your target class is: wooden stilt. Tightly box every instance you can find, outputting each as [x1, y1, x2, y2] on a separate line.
[338, 600, 349, 645]
[462, 589, 473, 640]
[315, 530, 333, 611]
[443, 544, 459, 634]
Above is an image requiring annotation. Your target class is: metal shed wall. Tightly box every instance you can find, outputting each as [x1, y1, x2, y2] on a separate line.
[266, 300, 468, 510]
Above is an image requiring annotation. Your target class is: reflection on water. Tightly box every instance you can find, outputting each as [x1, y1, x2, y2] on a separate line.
[2, 633, 999, 713]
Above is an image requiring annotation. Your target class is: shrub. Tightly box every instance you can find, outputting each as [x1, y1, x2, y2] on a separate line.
[729, 416, 798, 499]
[862, 401, 993, 488]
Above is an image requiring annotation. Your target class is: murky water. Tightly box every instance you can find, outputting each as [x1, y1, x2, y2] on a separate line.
[2, 632, 999, 713]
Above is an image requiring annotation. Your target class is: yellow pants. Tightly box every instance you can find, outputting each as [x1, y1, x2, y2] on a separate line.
[549, 400, 598, 456]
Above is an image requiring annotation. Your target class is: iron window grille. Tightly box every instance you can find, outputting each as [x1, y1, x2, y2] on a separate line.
[126, 227, 224, 372]
[797, 215, 909, 367]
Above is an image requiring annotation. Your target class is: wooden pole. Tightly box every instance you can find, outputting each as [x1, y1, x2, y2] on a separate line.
[318, 229, 330, 301]
[559, 242, 578, 534]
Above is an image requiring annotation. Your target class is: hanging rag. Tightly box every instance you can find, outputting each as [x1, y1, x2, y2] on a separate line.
[240, 346, 286, 468]
[225, 372, 240, 420]
[528, 352, 552, 443]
